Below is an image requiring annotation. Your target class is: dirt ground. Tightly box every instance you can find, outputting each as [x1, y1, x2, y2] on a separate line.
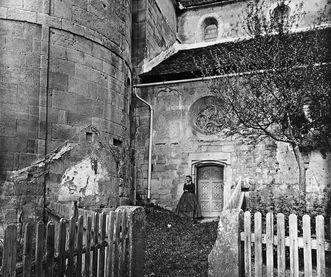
[144, 206, 218, 277]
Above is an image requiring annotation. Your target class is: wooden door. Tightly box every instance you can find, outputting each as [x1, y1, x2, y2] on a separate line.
[197, 165, 224, 217]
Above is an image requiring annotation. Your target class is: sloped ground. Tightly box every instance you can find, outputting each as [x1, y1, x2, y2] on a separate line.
[144, 206, 218, 277]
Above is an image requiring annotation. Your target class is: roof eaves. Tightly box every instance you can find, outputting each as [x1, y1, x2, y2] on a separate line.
[179, 0, 241, 9]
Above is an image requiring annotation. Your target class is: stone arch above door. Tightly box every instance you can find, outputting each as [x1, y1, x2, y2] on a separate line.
[188, 152, 233, 213]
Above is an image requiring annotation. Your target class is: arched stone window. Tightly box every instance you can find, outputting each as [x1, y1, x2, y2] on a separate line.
[272, 3, 290, 25]
[203, 17, 218, 42]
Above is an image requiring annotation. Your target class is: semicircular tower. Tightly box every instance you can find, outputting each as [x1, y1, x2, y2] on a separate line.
[0, 0, 132, 221]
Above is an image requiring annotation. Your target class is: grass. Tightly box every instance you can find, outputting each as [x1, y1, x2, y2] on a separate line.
[144, 205, 218, 277]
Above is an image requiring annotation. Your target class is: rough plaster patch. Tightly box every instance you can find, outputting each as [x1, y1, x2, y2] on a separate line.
[306, 151, 330, 193]
[58, 157, 107, 201]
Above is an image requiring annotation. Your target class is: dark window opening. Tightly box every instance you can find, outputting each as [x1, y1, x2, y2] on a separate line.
[86, 132, 93, 142]
[203, 17, 218, 42]
[113, 138, 123, 147]
[272, 4, 290, 25]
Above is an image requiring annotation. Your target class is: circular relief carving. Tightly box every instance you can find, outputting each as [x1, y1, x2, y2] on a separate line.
[189, 96, 223, 135]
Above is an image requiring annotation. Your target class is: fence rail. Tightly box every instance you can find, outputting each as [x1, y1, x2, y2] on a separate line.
[0, 206, 145, 277]
[240, 211, 331, 277]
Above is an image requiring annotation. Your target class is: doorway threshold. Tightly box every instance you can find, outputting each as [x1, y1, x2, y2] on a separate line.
[199, 217, 219, 223]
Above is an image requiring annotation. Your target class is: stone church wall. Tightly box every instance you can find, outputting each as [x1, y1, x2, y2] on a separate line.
[132, 0, 177, 75]
[133, 81, 331, 210]
[178, 0, 329, 44]
[0, 0, 132, 225]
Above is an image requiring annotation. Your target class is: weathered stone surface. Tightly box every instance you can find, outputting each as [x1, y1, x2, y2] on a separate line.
[0, 0, 133, 226]
[132, 0, 176, 74]
[178, 0, 326, 44]
[134, 79, 331, 211]
[0, 126, 134, 234]
[208, 210, 241, 277]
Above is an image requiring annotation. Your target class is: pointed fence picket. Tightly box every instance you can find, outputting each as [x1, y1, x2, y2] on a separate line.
[240, 211, 331, 276]
[0, 206, 144, 277]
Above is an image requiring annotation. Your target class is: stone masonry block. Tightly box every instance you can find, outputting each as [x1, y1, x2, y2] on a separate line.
[75, 63, 94, 81]
[51, 124, 78, 140]
[7, 8, 37, 23]
[0, 120, 17, 137]
[5, 37, 33, 53]
[23, 0, 44, 13]
[92, 101, 104, 118]
[62, 20, 85, 37]
[83, 54, 103, 71]
[27, 139, 36, 153]
[0, 153, 15, 171]
[68, 77, 89, 96]
[38, 121, 47, 140]
[65, 48, 85, 63]
[50, 58, 75, 76]
[72, 35, 93, 54]
[19, 69, 41, 87]
[18, 153, 38, 169]
[0, 7, 8, 18]
[0, 135, 29, 153]
[17, 119, 39, 138]
[37, 14, 62, 28]
[57, 110, 67, 124]
[66, 112, 92, 126]
[0, 83, 18, 104]
[33, 39, 41, 52]
[53, 0, 73, 20]
[50, 45, 67, 60]
[25, 53, 42, 68]
[52, 90, 93, 116]
[1, 0, 23, 8]
[49, 72, 69, 91]
[0, 19, 23, 36]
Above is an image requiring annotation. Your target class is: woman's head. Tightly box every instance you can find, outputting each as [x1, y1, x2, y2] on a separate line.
[186, 175, 192, 182]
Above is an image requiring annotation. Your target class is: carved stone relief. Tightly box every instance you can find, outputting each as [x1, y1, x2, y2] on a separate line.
[195, 104, 223, 135]
[189, 96, 223, 135]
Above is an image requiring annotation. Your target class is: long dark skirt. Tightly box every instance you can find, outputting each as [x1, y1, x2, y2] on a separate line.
[175, 192, 202, 219]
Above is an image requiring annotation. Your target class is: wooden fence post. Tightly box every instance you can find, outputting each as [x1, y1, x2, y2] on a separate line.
[277, 213, 285, 277]
[23, 223, 34, 277]
[2, 225, 17, 277]
[45, 222, 55, 277]
[35, 221, 45, 277]
[244, 211, 251, 277]
[316, 215, 325, 277]
[116, 206, 145, 277]
[254, 212, 262, 277]
[302, 215, 312, 277]
[106, 211, 116, 277]
[266, 212, 274, 277]
[289, 214, 299, 277]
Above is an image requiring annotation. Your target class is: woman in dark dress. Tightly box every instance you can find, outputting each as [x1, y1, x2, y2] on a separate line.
[175, 175, 202, 219]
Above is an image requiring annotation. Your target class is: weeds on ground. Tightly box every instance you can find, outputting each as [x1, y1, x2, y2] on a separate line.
[144, 205, 218, 277]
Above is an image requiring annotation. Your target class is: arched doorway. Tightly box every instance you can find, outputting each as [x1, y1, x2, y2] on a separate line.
[196, 164, 224, 217]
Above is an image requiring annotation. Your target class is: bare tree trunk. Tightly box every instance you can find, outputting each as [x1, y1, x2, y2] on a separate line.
[292, 143, 306, 192]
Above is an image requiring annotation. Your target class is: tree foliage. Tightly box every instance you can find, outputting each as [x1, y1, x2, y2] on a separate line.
[198, 0, 331, 191]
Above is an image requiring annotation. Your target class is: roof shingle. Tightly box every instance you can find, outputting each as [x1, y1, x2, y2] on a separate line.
[140, 29, 331, 83]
